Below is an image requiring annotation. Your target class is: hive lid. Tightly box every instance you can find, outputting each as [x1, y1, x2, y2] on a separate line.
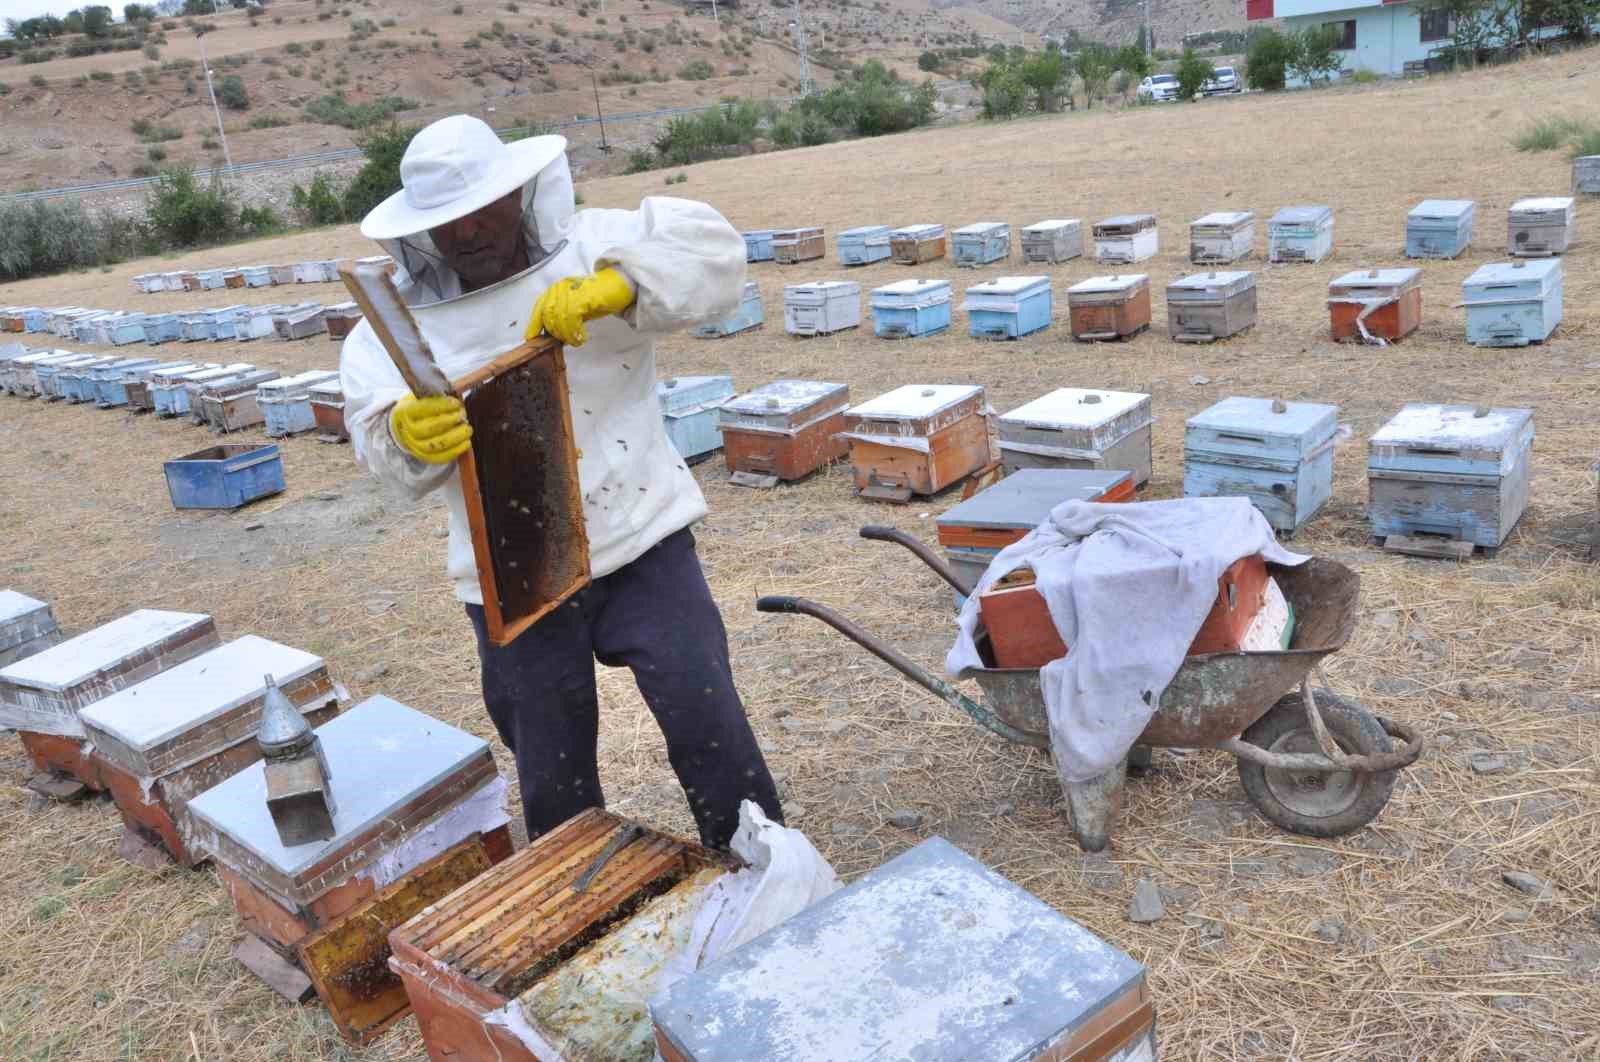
[1186, 396, 1338, 444]
[186, 696, 491, 876]
[720, 380, 847, 416]
[1409, 199, 1474, 219]
[1168, 270, 1255, 292]
[1509, 196, 1574, 213]
[308, 378, 345, 398]
[774, 226, 823, 237]
[839, 224, 891, 237]
[656, 375, 734, 415]
[1369, 403, 1533, 452]
[742, 229, 775, 238]
[890, 223, 944, 237]
[1192, 210, 1255, 227]
[650, 837, 1146, 1062]
[937, 468, 1134, 531]
[952, 221, 1008, 235]
[1068, 273, 1149, 294]
[966, 275, 1050, 296]
[1463, 259, 1562, 288]
[785, 280, 860, 296]
[1270, 205, 1333, 225]
[257, 369, 339, 396]
[0, 590, 50, 626]
[1020, 218, 1080, 233]
[849, 384, 982, 421]
[999, 388, 1149, 430]
[1328, 267, 1421, 291]
[0, 609, 213, 693]
[871, 278, 950, 298]
[77, 636, 324, 754]
[1096, 213, 1156, 229]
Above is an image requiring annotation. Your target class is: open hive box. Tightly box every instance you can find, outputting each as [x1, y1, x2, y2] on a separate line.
[389, 808, 736, 1062]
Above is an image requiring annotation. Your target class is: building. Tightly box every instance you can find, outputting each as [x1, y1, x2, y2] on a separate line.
[1246, 0, 1455, 81]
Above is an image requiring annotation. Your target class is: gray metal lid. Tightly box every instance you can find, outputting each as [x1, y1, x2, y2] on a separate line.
[1270, 205, 1333, 224]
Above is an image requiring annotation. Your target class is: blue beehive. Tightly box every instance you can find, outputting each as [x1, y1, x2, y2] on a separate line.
[690, 282, 764, 338]
[142, 313, 181, 344]
[1462, 259, 1562, 347]
[22, 308, 51, 333]
[1185, 396, 1339, 534]
[179, 313, 215, 342]
[164, 443, 285, 510]
[951, 222, 1011, 267]
[743, 230, 775, 262]
[241, 265, 273, 288]
[258, 370, 339, 436]
[58, 357, 117, 402]
[964, 275, 1052, 339]
[1268, 205, 1334, 263]
[209, 305, 249, 341]
[657, 375, 734, 463]
[869, 278, 952, 339]
[837, 224, 892, 266]
[107, 315, 150, 347]
[1406, 199, 1474, 259]
[93, 357, 158, 407]
[1368, 403, 1534, 550]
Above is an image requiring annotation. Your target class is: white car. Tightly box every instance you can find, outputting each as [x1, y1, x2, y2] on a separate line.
[1202, 65, 1243, 96]
[1137, 74, 1179, 103]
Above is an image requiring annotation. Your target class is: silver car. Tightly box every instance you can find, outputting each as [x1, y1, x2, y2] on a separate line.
[1202, 65, 1243, 96]
[1137, 74, 1180, 103]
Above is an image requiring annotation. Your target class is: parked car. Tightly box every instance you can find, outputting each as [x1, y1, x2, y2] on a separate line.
[1202, 65, 1243, 96]
[1137, 74, 1180, 103]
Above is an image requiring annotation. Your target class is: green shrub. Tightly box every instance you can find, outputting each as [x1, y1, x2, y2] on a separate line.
[90, 70, 115, 82]
[285, 42, 305, 56]
[624, 149, 655, 173]
[1174, 49, 1213, 101]
[678, 59, 715, 81]
[30, 74, 49, 88]
[218, 73, 247, 111]
[1245, 28, 1293, 91]
[249, 115, 291, 129]
[303, 91, 419, 128]
[1351, 67, 1380, 84]
[1513, 115, 1590, 153]
[291, 171, 348, 225]
[0, 84, 10, 97]
[143, 44, 161, 60]
[341, 123, 420, 219]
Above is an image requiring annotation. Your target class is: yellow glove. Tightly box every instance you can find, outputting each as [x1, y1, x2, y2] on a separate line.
[390, 393, 473, 465]
[525, 267, 635, 347]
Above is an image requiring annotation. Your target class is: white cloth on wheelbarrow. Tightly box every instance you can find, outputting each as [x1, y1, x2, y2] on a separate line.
[945, 497, 1309, 784]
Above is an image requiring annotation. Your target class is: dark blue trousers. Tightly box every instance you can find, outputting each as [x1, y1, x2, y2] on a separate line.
[466, 528, 781, 849]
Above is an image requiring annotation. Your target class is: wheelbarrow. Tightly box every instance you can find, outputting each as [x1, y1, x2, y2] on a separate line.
[756, 526, 1424, 852]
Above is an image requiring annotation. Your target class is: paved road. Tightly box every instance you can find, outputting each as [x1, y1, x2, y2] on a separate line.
[0, 101, 757, 204]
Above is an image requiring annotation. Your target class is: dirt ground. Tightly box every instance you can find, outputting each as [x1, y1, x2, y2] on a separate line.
[2, 48, 1598, 1060]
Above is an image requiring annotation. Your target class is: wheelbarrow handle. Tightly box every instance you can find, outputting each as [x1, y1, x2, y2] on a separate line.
[858, 526, 975, 597]
[753, 593, 1046, 749]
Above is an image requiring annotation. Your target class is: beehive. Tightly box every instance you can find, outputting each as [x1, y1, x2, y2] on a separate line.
[269, 263, 298, 285]
[1575, 155, 1600, 195]
[690, 282, 764, 338]
[842, 384, 993, 501]
[718, 379, 850, 483]
[869, 278, 951, 339]
[309, 378, 349, 441]
[742, 229, 775, 262]
[198, 368, 281, 432]
[390, 808, 733, 1062]
[1166, 270, 1258, 342]
[1368, 403, 1534, 552]
[1185, 396, 1339, 534]
[89, 357, 159, 406]
[56, 356, 118, 403]
[1066, 274, 1151, 341]
[951, 221, 1011, 267]
[1462, 259, 1562, 348]
[1268, 205, 1334, 263]
[964, 276, 1053, 340]
[38, 354, 102, 399]
[126, 361, 204, 411]
[1507, 196, 1575, 256]
[783, 280, 861, 336]
[274, 305, 329, 340]
[153, 363, 243, 416]
[0, 590, 62, 670]
[889, 223, 946, 264]
[1019, 219, 1083, 264]
[322, 302, 364, 341]
[141, 312, 181, 344]
[187, 696, 512, 1042]
[259, 370, 341, 437]
[79, 636, 343, 866]
[1328, 268, 1422, 344]
[1093, 214, 1159, 264]
[772, 226, 825, 264]
[651, 838, 1156, 1062]
[657, 375, 734, 463]
[1406, 199, 1474, 259]
[1190, 211, 1255, 264]
[241, 265, 273, 288]
[996, 388, 1153, 485]
[837, 224, 892, 266]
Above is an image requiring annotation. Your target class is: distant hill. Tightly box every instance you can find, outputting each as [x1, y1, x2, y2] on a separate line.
[953, 0, 1247, 50]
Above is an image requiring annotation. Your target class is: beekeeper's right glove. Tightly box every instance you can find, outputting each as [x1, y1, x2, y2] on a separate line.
[390, 393, 472, 464]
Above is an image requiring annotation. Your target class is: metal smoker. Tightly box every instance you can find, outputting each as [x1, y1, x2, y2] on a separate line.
[258, 673, 337, 846]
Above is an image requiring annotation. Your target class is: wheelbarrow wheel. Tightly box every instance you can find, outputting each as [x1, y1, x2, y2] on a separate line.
[1236, 690, 1397, 838]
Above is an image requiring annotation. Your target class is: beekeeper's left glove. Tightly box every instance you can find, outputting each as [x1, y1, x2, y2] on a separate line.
[525, 267, 635, 348]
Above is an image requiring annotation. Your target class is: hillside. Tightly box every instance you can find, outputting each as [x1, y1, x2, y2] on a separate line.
[959, 0, 1247, 49]
[0, 0, 1028, 194]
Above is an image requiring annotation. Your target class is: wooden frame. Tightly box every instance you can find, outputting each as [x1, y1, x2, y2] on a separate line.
[340, 262, 589, 647]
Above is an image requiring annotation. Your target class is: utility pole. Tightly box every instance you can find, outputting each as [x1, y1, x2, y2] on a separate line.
[1143, 0, 1152, 56]
[195, 30, 234, 178]
[589, 67, 610, 153]
[791, 0, 814, 97]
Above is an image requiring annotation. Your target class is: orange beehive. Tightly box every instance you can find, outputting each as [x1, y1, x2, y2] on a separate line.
[718, 380, 850, 483]
[1328, 268, 1422, 343]
[843, 384, 993, 500]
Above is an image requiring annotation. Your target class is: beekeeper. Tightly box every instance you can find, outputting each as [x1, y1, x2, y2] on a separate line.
[339, 115, 782, 849]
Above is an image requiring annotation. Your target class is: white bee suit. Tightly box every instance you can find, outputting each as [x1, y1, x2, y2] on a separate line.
[340, 150, 747, 604]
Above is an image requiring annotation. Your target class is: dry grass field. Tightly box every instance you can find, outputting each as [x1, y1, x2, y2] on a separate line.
[2, 48, 1599, 1060]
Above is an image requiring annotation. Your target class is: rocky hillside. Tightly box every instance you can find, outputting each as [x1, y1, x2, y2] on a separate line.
[958, 0, 1247, 49]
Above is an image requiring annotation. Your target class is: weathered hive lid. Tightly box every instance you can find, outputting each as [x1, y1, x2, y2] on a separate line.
[839, 224, 891, 237]
[952, 221, 1008, 235]
[774, 226, 823, 237]
[258, 369, 338, 398]
[0, 609, 212, 695]
[1021, 218, 1080, 232]
[738, 281, 759, 298]
[871, 278, 950, 298]
[1168, 270, 1256, 295]
[656, 375, 734, 415]
[1068, 273, 1149, 294]
[890, 223, 944, 238]
[650, 837, 1147, 1062]
[308, 378, 344, 399]
[1192, 210, 1255, 227]
[1186, 396, 1338, 452]
[1409, 199, 1474, 220]
[1462, 258, 1561, 295]
[999, 388, 1149, 430]
[720, 379, 846, 417]
[1369, 403, 1533, 453]
[937, 468, 1133, 532]
[1509, 196, 1574, 214]
[1270, 205, 1333, 225]
[1328, 267, 1421, 293]
[0, 590, 50, 626]
[742, 228, 775, 238]
[849, 384, 982, 422]
[966, 275, 1050, 296]
[785, 280, 860, 297]
[1094, 213, 1156, 233]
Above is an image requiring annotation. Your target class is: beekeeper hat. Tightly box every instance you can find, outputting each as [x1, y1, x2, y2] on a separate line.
[360, 115, 567, 241]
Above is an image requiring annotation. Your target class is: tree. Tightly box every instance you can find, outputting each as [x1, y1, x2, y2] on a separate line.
[1175, 48, 1214, 101]
[217, 73, 249, 109]
[917, 50, 942, 73]
[977, 59, 1028, 119]
[124, 3, 156, 21]
[1020, 48, 1067, 112]
[1245, 27, 1293, 90]
[62, 10, 85, 33]
[1114, 43, 1152, 81]
[342, 124, 420, 219]
[1074, 44, 1116, 109]
[1135, 25, 1148, 53]
[81, 5, 114, 37]
[1415, 0, 1496, 67]
[1289, 24, 1344, 84]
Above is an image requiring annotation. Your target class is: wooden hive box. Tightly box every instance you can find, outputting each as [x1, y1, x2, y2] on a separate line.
[1184, 396, 1339, 535]
[1575, 155, 1600, 195]
[58, 356, 118, 403]
[199, 368, 281, 432]
[1167, 270, 1258, 343]
[1190, 210, 1255, 264]
[0, 590, 62, 670]
[1066, 273, 1151, 341]
[308, 378, 349, 441]
[1406, 199, 1474, 259]
[79, 636, 344, 866]
[179, 272, 202, 292]
[223, 270, 247, 289]
[268, 263, 298, 285]
[141, 312, 182, 344]
[187, 696, 513, 1042]
[153, 363, 241, 416]
[843, 384, 993, 502]
[1507, 196, 1575, 256]
[1019, 218, 1083, 264]
[274, 306, 328, 341]
[1368, 403, 1534, 553]
[837, 224, 892, 266]
[951, 221, 1011, 266]
[1093, 213, 1158, 264]
[8, 352, 68, 396]
[996, 388, 1153, 485]
[652, 838, 1156, 1062]
[1462, 259, 1562, 348]
[772, 226, 825, 264]
[963, 275, 1053, 340]
[689, 282, 763, 338]
[125, 362, 200, 411]
[39, 355, 103, 399]
[0, 609, 218, 791]
[718, 379, 850, 483]
[389, 808, 734, 1062]
[90, 357, 159, 406]
[1268, 205, 1334, 263]
[259, 370, 340, 437]
[868, 278, 952, 339]
[741, 229, 775, 262]
[889, 223, 946, 264]
[783, 280, 861, 336]
[1327, 268, 1422, 344]
[292, 260, 327, 284]
[657, 375, 734, 463]
[240, 305, 282, 341]
[198, 269, 228, 291]
[160, 271, 188, 292]
[241, 265, 273, 288]
[178, 311, 216, 342]
[322, 302, 365, 341]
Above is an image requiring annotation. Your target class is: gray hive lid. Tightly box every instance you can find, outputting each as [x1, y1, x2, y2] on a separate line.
[999, 388, 1149, 431]
[1369, 402, 1533, 453]
[650, 837, 1146, 1062]
[1409, 199, 1474, 221]
[1270, 205, 1333, 225]
[937, 468, 1132, 532]
[1192, 210, 1255, 228]
[720, 380, 847, 417]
